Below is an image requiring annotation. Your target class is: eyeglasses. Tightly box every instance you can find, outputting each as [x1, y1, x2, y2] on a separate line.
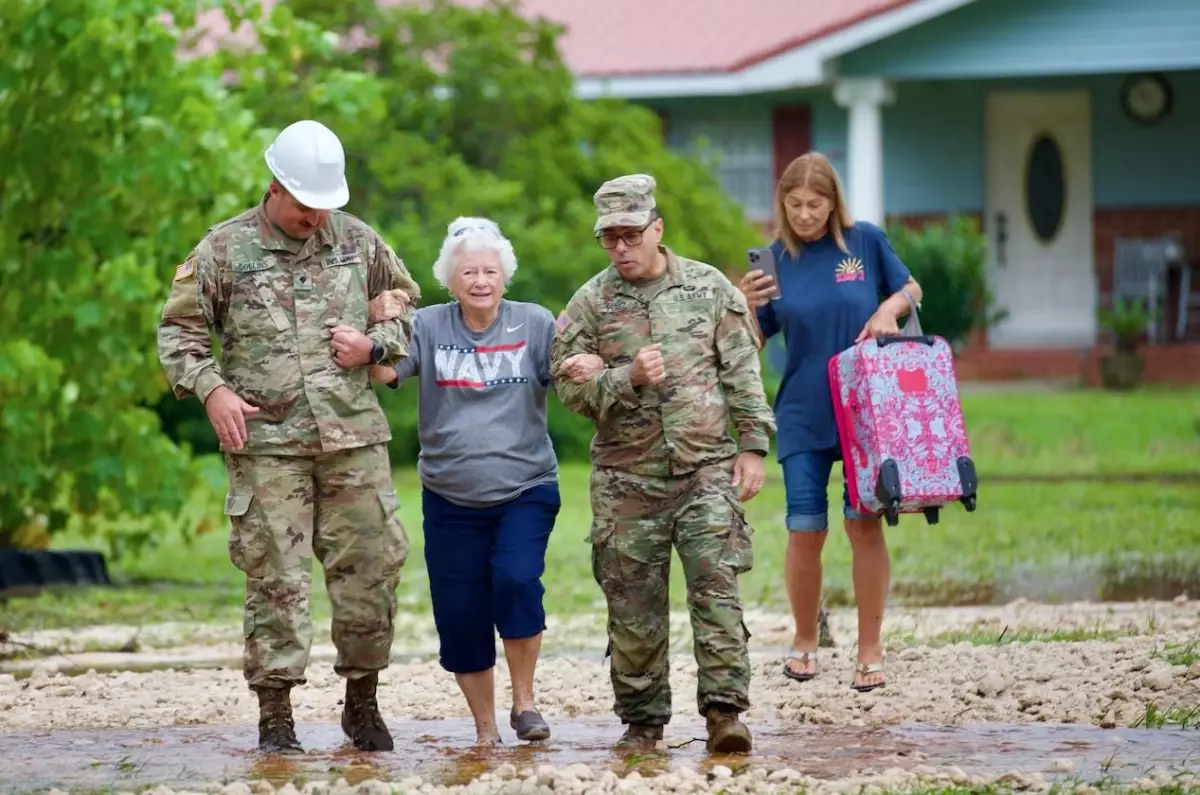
[596, 222, 652, 250]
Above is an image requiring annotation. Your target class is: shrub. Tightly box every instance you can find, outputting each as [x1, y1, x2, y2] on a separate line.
[885, 216, 1004, 349]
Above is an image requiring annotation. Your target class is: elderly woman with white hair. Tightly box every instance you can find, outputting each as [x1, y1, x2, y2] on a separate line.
[368, 217, 593, 747]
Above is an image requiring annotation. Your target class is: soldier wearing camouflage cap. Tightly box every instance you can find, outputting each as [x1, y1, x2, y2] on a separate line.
[552, 173, 776, 754]
[157, 120, 422, 755]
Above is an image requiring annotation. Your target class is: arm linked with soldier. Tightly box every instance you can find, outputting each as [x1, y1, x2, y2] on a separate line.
[549, 295, 654, 423]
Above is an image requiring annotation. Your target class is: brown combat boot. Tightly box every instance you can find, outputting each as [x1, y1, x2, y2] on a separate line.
[254, 687, 303, 754]
[614, 723, 663, 752]
[705, 703, 752, 754]
[341, 673, 394, 751]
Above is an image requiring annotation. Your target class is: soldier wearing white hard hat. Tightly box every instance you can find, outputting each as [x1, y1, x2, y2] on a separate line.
[265, 119, 351, 212]
[157, 119, 422, 755]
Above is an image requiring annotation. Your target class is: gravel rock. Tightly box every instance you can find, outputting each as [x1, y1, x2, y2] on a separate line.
[4, 600, 1199, 795]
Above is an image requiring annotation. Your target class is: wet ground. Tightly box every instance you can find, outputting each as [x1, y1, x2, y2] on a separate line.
[2, 718, 1197, 793]
[827, 561, 1200, 608]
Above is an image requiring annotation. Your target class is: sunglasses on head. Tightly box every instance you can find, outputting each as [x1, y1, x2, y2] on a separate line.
[453, 224, 500, 239]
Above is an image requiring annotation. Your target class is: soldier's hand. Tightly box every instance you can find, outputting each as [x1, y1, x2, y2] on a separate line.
[630, 344, 665, 386]
[369, 364, 398, 385]
[368, 289, 410, 324]
[330, 324, 374, 368]
[204, 386, 260, 451]
[731, 452, 766, 502]
[561, 353, 605, 383]
[738, 270, 777, 308]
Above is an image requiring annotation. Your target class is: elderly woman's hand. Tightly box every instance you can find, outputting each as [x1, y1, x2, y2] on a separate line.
[560, 353, 605, 383]
[368, 289, 410, 324]
[369, 364, 399, 385]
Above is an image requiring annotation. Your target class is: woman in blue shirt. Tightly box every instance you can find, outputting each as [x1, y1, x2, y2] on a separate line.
[739, 152, 924, 692]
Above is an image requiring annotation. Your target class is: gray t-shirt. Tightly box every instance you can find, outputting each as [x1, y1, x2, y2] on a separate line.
[389, 299, 559, 507]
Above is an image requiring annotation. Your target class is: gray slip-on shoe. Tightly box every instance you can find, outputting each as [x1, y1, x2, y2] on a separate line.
[510, 708, 550, 741]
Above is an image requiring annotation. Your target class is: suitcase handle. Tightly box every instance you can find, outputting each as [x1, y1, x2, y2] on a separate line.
[866, 289, 929, 347]
[899, 290, 924, 337]
[877, 334, 936, 347]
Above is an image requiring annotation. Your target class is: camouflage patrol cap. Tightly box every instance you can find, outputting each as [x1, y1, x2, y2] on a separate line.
[593, 174, 657, 234]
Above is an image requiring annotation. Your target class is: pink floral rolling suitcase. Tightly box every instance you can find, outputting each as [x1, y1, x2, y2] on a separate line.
[827, 298, 978, 526]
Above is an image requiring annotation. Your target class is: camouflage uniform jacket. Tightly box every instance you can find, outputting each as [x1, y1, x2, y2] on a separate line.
[157, 200, 421, 456]
[551, 246, 775, 476]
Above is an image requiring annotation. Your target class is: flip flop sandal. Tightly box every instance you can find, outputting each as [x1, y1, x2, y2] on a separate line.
[850, 661, 886, 692]
[782, 650, 818, 682]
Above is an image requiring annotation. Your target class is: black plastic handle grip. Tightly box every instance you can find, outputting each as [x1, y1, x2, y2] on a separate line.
[876, 334, 936, 347]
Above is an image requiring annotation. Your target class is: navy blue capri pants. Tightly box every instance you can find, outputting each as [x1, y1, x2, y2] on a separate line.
[421, 482, 560, 674]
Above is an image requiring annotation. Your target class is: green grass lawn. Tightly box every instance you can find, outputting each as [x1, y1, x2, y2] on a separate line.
[958, 386, 1200, 476]
[3, 388, 1199, 633]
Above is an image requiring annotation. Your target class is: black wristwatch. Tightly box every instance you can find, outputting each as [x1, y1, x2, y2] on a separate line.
[369, 341, 385, 365]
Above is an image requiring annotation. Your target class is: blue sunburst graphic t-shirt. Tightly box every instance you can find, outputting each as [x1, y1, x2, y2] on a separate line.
[755, 221, 911, 460]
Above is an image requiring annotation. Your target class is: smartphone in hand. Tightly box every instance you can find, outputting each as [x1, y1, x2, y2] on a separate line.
[746, 246, 781, 301]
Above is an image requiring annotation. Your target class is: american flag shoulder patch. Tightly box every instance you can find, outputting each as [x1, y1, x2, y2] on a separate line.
[174, 256, 196, 282]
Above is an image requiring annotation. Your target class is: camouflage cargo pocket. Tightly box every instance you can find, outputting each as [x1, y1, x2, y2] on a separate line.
[225, 493, 269, 578]
[377, 486, 409, 574]
[720, 495, 754, 575]
[588, 519, 616, 586]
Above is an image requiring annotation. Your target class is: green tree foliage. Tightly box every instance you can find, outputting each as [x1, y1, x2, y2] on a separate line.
[1, 0, 764, 548]
[203, 0, 764, 462]
[0, 0, 266, 547]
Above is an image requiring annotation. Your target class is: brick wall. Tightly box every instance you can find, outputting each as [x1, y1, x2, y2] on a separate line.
[891, 206, 1199, 279]
[1093, 207, 1200, 347]
[953, 343, 1200, 386]
[894, 206, 1200, 383]
[1093, 206, 1200, 296]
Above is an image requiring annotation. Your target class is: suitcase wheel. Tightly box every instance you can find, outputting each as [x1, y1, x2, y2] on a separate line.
[956, 456, 979, 510]
[923, 507, 940, 525]
[876, 460, 903, 527]
[875, 460, 903, 506]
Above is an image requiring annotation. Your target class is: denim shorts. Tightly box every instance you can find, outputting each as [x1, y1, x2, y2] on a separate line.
[781, 446, 873, 532]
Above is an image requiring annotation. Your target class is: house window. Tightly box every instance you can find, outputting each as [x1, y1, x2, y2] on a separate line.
[669, 115, 774, 221]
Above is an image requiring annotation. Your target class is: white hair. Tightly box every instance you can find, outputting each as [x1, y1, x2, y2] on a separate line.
[431, 216, 518, 289]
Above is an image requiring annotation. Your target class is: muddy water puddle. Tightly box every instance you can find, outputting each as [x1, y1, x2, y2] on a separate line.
[1, 718, 1196, 792]
[852, 557, 1200, 608]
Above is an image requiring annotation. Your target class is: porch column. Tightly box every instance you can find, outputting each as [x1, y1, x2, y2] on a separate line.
[833, 77, 894, 226]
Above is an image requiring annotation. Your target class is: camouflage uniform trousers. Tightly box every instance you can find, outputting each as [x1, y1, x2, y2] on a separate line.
[224, 443, 409, 689]
[589, 456, 754, 725]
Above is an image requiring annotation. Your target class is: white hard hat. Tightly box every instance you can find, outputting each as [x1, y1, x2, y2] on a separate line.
[264, 120, 350, 210]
